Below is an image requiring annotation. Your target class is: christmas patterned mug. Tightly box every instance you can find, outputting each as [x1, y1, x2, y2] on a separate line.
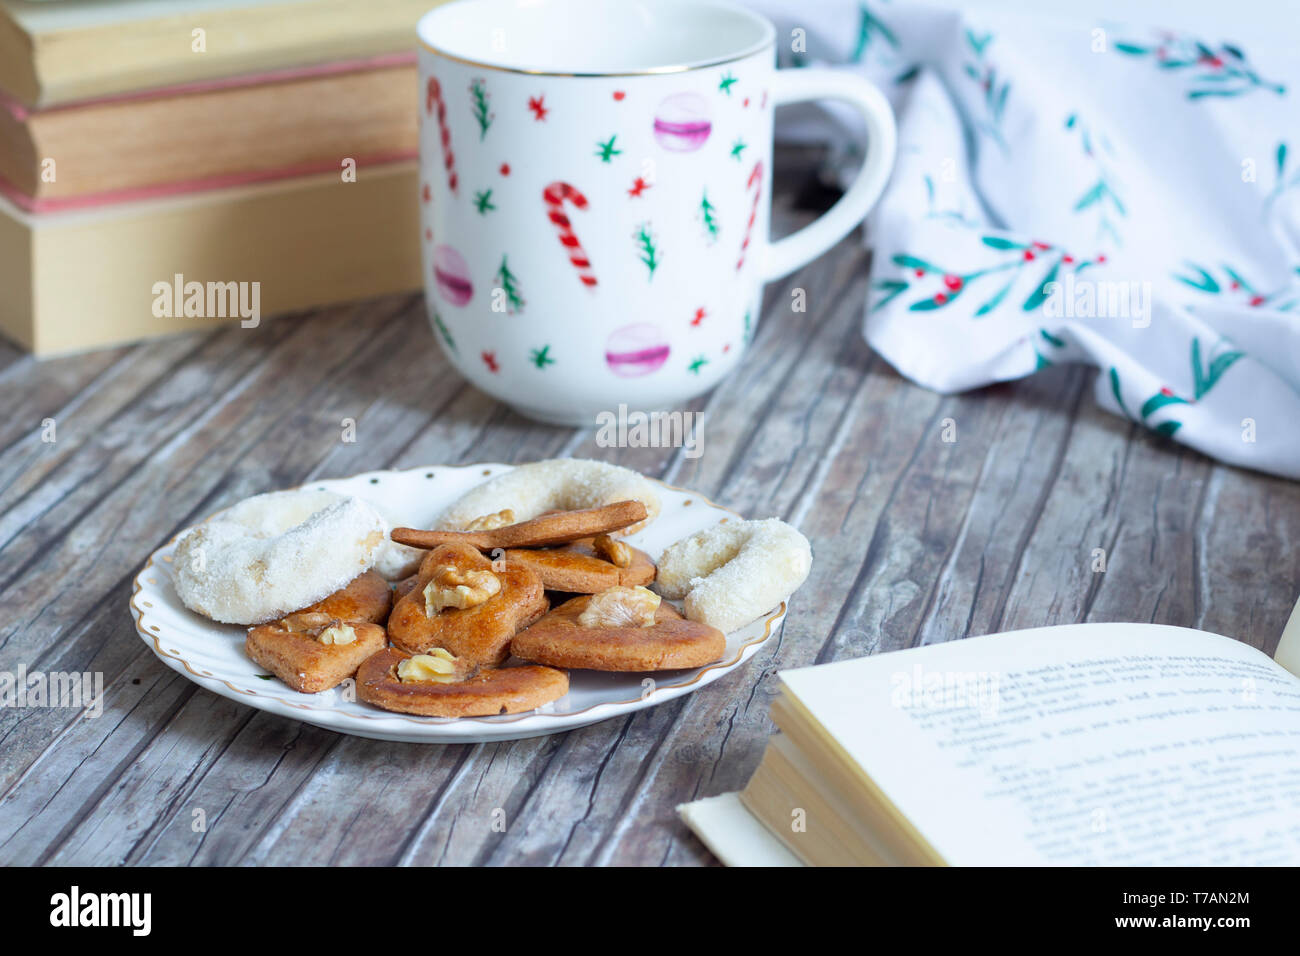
[417, 0, 896, 425]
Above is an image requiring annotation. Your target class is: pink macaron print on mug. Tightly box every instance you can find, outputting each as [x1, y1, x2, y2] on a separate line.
[417, 0, 896, 425]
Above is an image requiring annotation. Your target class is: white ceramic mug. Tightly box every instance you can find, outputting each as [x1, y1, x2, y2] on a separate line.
[417, 0, 895, 425]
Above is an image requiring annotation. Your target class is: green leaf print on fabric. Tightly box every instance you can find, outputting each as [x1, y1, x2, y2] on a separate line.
[1110, 367, 1187, 437]
[1064, 113, 1126, 245]
[1190, 338, 1244, 400]
[876, 241, 1105, 315]
[1173, 261, 1300, 311]
[1112, 32, 1285, 99]
[1266, 141, 1300, 217]
[962, 29, 1011, 152]
[850, 3, 900, 64]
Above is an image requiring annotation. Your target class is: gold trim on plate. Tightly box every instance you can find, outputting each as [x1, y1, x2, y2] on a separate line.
[129, 465, 789, 731]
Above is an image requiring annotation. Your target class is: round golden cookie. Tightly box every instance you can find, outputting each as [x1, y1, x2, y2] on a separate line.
[293, 570, 392, 625]
[356, 647, 569, 717]
[511, 594, 726, 671]
[504, 538, 656, 593]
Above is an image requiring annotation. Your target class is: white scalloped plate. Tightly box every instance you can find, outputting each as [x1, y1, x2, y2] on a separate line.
[130, 464, 786, 743]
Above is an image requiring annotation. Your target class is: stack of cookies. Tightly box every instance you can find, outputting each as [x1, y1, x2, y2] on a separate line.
[174, 458, 813, 720]
[246, 500, 725, 717]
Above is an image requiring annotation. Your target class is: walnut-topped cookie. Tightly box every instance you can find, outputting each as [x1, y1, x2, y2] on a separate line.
[387, 542, 547, 666]
[511, 586, 726, 672]
[503, 534, 656, 593]
[243, 571, 393, 693]
[245, 617, 386, 693]
[356, 647, 569, 717]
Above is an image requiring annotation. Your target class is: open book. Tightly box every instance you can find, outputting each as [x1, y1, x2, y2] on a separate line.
[681, 611, 1300, 866]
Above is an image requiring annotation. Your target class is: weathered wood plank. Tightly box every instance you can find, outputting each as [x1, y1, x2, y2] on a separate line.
[0, 146, 1296, 866]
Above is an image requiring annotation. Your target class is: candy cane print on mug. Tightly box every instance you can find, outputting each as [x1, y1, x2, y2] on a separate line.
[736, 161, 764, 272]
[417, 0, 896, 425]
[542, 182, 598, 289]
[424, 77, 458, 195]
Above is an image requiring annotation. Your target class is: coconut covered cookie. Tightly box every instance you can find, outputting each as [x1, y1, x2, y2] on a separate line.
[172, 489, 386, 625]
[436, 458, 661, 534]
[655, 518, 812, 633]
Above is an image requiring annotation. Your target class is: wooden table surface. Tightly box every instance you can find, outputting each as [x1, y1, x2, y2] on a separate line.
[2, 148, 1298, 867]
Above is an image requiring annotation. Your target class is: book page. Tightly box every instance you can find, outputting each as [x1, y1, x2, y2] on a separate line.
[780, 624, 1300, 866]
[1275, 593, 1300, 677]
[677, 793, 803, 867]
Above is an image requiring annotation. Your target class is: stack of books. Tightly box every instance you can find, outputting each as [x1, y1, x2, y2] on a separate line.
[0, 0, 436, 355]
[681, 607, 1300, 866]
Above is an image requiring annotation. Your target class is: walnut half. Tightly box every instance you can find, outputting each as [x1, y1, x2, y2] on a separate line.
[578, 586, 661, 628]
[317, 623, 357, 645]
[270, 612, 354, 644]
[277, 611, 335, 632]
[397, 648, 464, 684]
[424, 565, 501, 615]
[592, 533, 632, 568]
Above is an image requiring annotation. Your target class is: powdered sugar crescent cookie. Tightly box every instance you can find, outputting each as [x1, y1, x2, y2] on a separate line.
[387, 542, 548, 666]
[173, 489, 386, 625]
[356, 647, 569, 717]
[655, 518, 812, 633]
[511, 588, 725, 671]
[372, 538, 426, 581]
[436, 458, 661, 534]
[371, 503, 426, 580]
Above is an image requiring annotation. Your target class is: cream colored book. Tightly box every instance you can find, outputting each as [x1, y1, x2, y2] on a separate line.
[682, 614, 1300, 867]
[0, 161, 421, 355]
[0, 0, 437, 108]
[0, 59, 417, 204]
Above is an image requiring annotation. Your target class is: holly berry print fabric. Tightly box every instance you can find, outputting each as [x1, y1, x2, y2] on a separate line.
[749, 0, 1300, 479]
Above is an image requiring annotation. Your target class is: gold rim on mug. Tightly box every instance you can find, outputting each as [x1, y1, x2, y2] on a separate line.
[130, 465, 788, 728]
[417, 38, 777, 78]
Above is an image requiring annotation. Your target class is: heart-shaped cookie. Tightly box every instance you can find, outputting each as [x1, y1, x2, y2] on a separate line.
[387, 542, 547, 666]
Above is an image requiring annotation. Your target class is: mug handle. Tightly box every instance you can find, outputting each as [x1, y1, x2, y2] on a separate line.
[760, 69, 898, 281]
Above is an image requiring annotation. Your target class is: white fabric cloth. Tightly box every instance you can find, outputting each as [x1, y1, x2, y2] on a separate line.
[749, 0, 1300, 478]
